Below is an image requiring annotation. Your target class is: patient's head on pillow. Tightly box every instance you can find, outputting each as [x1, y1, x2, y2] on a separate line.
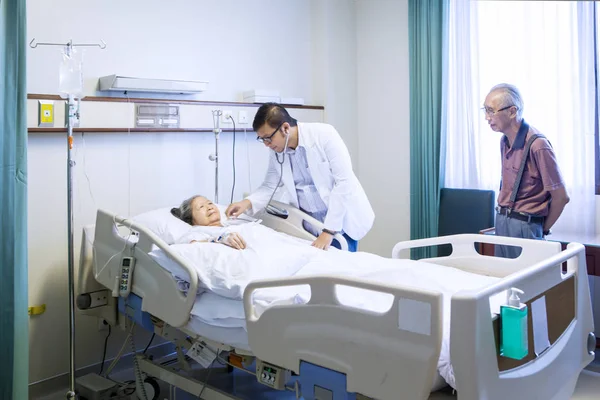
[171, 195, 222, 227]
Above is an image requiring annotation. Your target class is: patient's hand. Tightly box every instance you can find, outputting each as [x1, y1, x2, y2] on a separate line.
[220, 232, 247, 250]
[312, 231, 333, 251]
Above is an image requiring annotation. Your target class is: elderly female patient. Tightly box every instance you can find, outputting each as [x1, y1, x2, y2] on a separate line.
[171, 195, 248, 250]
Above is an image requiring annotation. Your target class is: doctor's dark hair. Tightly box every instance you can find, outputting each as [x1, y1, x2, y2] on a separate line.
[170, 195, 200, 225]
[252, 103, 298, 131]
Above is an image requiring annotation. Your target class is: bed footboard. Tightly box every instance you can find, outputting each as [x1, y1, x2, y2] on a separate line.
[243, 275, 443, 400]
[450, 242, 594, 400]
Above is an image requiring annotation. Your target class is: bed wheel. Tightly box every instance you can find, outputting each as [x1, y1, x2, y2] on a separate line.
[138, 377, 160, 400]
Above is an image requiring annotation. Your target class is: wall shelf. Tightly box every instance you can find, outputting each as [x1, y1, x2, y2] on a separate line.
[27, 93, 324, 110]
[28, 127, 243, 134]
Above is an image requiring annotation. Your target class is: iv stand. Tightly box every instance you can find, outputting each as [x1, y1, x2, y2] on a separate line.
[210, 110, 222, 203]
[29, 38, 106, 400]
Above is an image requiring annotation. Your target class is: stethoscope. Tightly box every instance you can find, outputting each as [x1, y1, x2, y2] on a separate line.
[266, 128, 291, 208]
[275, 128, 290, 165]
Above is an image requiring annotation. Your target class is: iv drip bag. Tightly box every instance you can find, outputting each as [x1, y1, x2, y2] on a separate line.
[59, 46, 84, 99]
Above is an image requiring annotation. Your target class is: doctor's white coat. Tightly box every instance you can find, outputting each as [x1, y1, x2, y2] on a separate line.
[246, 122, 374, 240]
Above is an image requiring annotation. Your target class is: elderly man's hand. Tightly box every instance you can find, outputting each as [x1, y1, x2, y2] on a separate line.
[311, 231, 334, 250]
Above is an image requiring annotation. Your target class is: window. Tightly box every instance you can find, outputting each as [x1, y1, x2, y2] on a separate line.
[443, 1, 596, 235]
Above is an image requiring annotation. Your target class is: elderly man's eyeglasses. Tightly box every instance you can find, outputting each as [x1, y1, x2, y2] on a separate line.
[256, 123, 284, 144]
[481, 105, 515, 117]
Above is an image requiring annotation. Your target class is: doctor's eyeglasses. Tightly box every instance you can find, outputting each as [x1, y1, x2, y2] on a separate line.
[256, 123, 284, 144]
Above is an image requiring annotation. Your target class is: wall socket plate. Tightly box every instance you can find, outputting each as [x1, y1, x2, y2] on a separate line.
[238, 110, 248, 124]
[221, 110, 233, 123]
[38, 100, 54, 127]
[98, 319, 109, 332]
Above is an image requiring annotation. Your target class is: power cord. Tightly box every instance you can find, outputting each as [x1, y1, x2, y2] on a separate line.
[130, 325, 149, 400]
[124, 91, 132, 217]
[143, 333, 155, 354]
[229, 115, 236, 204]
[196, 351, 221, 399]
[244, 127, 252, 192]
[98, 323, 111, 375]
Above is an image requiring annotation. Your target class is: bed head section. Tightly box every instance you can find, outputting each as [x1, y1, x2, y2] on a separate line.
[449, 241, 594, 400]
[244, 275, 443, 400]
[260, 200, 349, 251]
[93, 208, 199, 328]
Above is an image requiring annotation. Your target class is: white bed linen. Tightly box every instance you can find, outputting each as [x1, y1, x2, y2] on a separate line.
[170, 248, 506, 390]
[149, 222, 507, 390]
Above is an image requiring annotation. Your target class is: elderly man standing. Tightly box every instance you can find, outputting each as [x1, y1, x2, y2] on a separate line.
[483, 83, 570, 258]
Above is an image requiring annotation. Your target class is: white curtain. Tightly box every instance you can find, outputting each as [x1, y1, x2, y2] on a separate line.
[442, 0, 596, 236]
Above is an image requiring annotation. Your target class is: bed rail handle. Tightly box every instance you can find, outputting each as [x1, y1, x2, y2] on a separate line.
[391, 233, 560, 259]
[243, 274, 442, 329]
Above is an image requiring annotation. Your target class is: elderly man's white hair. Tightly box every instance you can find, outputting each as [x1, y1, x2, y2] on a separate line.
[489, 83, 524, 119]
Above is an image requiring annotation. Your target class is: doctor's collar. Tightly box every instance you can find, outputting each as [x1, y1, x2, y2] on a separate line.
[293, 124, 305, 149]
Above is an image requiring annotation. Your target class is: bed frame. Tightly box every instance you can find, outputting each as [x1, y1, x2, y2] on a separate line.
[77, 204, 595, 400]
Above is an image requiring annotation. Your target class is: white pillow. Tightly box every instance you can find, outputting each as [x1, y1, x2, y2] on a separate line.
[132, 207, 192, 244]
[216, 204, 229, 221]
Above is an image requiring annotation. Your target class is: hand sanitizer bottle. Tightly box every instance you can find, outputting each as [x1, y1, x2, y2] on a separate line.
[500, 288, 528, 360]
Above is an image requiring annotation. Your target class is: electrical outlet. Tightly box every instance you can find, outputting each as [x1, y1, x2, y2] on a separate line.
[98, 319, 109, 332]
[221, 110, 233, 124]
[238, 110, 248, 124]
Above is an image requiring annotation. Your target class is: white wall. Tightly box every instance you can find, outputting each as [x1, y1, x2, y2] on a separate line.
[310, 0, 359, 167]
[356, 0, 411, 256]
[26, 0, 322, 385]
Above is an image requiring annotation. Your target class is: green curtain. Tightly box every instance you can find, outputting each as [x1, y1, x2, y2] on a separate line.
[0, 0, 29, 399]
[409, 0, 447, 259]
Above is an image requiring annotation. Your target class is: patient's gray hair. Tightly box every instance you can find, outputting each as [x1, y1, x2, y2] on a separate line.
[489, 83, 524, 119]
[171, 195, 200, 225]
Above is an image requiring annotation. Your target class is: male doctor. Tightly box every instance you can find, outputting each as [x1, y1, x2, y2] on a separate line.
[225, 103, 374, 252]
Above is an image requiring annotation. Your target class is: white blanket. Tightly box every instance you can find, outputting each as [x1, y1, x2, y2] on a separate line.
[149, 221, 325, 299]
[148, 223, 506, 390]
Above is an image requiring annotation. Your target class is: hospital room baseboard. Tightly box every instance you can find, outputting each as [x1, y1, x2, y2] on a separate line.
[28, 342, 175, 400]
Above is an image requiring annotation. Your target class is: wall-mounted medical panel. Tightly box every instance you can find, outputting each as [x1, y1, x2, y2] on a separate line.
[26, 94, 325, 133]
[135, 103, 180, 128]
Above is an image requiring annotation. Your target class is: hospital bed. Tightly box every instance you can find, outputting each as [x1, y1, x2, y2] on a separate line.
[77, 201, 596, 400]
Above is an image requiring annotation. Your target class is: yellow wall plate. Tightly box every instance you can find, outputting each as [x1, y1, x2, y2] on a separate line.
[38, 100, 54, 127]
[28, 304, 46, 316]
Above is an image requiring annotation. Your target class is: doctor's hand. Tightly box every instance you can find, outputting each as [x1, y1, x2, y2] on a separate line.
[220, 232, 247, 250]
[225, 199, 252, 218]
[312, 231, 334, 251]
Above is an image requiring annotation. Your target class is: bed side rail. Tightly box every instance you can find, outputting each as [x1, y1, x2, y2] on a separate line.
[392, 233, 562, 277]
[243, 275, 443, 400]
[93, 208, 199, 327]
[260, 200, 349, 251]
[450, 242, 594, 400]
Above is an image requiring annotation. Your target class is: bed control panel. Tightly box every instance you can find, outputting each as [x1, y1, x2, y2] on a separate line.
[256, 360, 290, 390]
[119, 256, 136, 298]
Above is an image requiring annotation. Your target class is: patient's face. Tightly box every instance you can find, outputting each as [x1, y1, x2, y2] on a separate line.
[191, 196, 221, 226]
